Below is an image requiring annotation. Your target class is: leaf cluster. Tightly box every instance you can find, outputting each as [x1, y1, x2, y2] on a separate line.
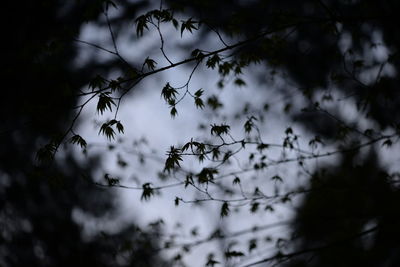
[97, 92, 115, 115]
[164, 146, 182, 172]
[99, 120, 124, 140]
[135, 8, 178, 37]
[210, 124, 230, 136]
[180, 18, 198, 36]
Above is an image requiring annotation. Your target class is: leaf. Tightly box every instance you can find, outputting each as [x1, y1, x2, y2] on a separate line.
[97, 93, 115, 115]
[150, 9, 173, 22]
[104, 173, 119, 186]
[285, 127, 293, 135]
[141, 183, 154, 201]
[194, 89, 204, 97]
[144, 57, 157, 70]
[257, 143, 269, 152]
[117, 154, 128, 167]
[220, 202, 229, 218]
[271, 175, 283, 183]
[174, 197, 180, 206]
[206, 254, 220, 266]
[197, 168, 218, 183]
[173, 253, 182, 262]
[248, 239, 257, 252]
[181, 141, 191, 151]
[207, 95, 223, 110]
[244, 116, 257, 134]
[172, 18, 179, 29]
[382, 139, 392, 147]
[198, 154, 205, 162]
[206, 54, 220, 69]
[222, 151, 232, 163]
[36, 142, 57, 162]
[212, 148, 220, 160]
[234, 78, 246, 87]
[109, 79, 122, 91]
[99, 123, 116, 140]
[265, 205, 274, 212]
[108, 119, 118, 126]
[218, 62, 234, 76]
[194, 97, 204, 109]
[309, 135, 323, 148]
[89, 75, 106, 90]
[161, 83, 178, 102]
[210, 124, 230, 136]
[184, 174, 194, 188]
[135, 15, 149, 37]
[164, 146, 182, 172]
[250, 202, 259, 213]
[69, 135, 87, 148]
[281, 194, 291, 203]
[283, 103, 292, 113]
[180, 18, 198, 36]
[170, 106, 178, 117]
[191, 49, 204, 58]
[232, 177, 241, 185]
[116, 121, 124, 133]
[206, 253, 220, 266]
[224, 250, 244, 258]
[234, 65, 242, 74]
[191, 227, 198, 236]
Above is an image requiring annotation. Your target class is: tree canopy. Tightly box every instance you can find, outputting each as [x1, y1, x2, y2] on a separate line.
[2, 0, 400, 266]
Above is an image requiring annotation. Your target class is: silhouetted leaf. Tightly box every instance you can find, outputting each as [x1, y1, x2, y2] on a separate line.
[211, 124, 230, 136]
[135, 15, 149, 36]
[69, 135, 87, 148]
[89, 75, 106, 90]
[224, 250, 244, 258]
[141, 183, 154, 201]
[144, 57, 157, 70]
[180, 18, 198, 36]
[220, 202, 229, 217]
[99, 122, 116, 140]
[97, 93, 115, 115]
[164, 146, 182, 171]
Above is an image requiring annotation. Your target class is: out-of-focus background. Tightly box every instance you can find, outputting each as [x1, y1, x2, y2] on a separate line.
[2, 0, 400, 266]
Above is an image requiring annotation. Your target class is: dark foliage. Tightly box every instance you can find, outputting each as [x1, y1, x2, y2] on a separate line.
[1, 1, 162, 266]
[285, 153, 400, 266]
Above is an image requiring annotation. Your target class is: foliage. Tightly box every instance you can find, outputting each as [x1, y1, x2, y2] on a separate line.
[4, 0, 400, 266]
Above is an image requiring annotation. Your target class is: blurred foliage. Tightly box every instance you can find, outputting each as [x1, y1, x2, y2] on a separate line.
[283, 152, 400, 267]
[1, 0, 165, 266]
